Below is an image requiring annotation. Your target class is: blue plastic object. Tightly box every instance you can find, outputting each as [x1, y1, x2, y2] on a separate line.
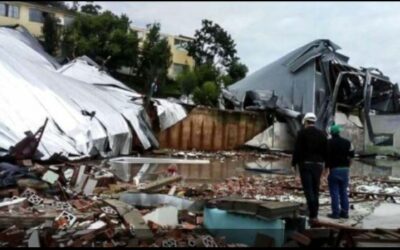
[204, 207, 286, 247]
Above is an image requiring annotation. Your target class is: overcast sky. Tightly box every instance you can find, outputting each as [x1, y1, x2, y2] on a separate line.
[95, 1, 400, 83]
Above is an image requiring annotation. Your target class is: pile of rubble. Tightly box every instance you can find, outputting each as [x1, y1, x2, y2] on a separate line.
[174, 175, 297, 200]
[154, 149, 292, 162]
[0, 160, 243, 247]
[1, 153, 399, 247]
[352, 177, 400, 196]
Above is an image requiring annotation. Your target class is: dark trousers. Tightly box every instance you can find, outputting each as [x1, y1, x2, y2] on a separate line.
[299, 162, 324, 219]
[328, 168, 350, 216]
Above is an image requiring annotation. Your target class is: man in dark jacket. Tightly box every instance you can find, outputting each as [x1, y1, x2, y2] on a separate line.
[292, 113, 327, 222]
[326, 124, 355, 219]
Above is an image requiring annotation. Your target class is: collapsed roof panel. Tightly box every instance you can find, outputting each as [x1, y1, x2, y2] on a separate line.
[227, 39, 400, 151]
[0, 27, 159, 159]
[58, 57, 187, 132]
[228, 40, 351, 115]
[57, 57, 134, 91]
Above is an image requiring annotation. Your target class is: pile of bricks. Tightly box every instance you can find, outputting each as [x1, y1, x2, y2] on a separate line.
[0, 160, 245, 247]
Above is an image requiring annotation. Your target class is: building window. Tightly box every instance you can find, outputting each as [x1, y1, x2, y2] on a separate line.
[137, 31, 145, 40]
[8, 5, 19, 18]
[0, 3, 19, 18]
[0, 3, 7, 16]
[174, 38, 187, 51]
[172, 63, 189, 76]
[29, 8, 45, 23]
[64, 15, 74, 26]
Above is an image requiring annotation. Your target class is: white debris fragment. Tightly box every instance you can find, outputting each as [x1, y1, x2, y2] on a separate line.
[355, 185, 382, 194]
[143, 206, 179, 227]
[42, 171, 60, 184]
[87, 220, 107, 230]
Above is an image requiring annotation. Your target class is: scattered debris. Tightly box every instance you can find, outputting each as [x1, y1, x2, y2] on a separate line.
[143, 206, 179, 227]
[110, 157, 210, 165]
[0, 150, 398, 247]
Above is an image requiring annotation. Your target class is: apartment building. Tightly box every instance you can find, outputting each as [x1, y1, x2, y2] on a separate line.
[0, 1, 75, 38]
[123, 25, 196, 79]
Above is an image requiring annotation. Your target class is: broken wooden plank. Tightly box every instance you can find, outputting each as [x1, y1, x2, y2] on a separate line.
[376, 228, 400, 239]
[0, 211, 94, 229]
[110, 157, 210, 165]
[103, 199, 153, 242]
[140, 175, 182, 192]
[312, 219, 356, 230]
[290, 232, 311, 246]
[104, 199, 132, 216]
[123, 209, 153, 242]
[254, 233, 275, 247]
[256, 201, 300, 219]
[364, 232, 384, 239]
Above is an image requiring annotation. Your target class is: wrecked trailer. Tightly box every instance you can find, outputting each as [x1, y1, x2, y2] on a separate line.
[224, 39, 400, 153]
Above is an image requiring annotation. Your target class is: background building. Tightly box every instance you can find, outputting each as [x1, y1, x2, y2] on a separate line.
[121, 25, 195, 79]
[0, 2, 195, 79]
[0, 1, 74, 38]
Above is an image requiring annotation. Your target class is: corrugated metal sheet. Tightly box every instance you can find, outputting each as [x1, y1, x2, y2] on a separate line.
[158, 107, 268, 151]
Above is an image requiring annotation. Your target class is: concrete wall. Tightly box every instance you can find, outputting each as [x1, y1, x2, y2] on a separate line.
[364, 114, 400, 155]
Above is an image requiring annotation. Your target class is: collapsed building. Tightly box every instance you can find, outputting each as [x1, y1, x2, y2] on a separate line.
[0, 26, 186, 160]
[1, 24, 399, 160]
[224, 39, 400, 154]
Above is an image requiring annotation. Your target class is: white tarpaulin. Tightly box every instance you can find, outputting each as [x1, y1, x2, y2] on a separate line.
[0, 27, 157, 159]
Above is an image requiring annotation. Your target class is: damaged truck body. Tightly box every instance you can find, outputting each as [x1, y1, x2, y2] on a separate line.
[224, 39, 400, 154]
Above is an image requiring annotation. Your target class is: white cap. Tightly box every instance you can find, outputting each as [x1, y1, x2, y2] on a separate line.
[302, 112, 317, 124]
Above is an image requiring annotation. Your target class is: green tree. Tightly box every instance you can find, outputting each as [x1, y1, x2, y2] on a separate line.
[184, 19, 248, 101]
[80, 3, 102, 15]
[61, 11, 139, 73]
[227, 60, 248, 85]
[31, 1, 70, 10]
[71, 1, 80, 11]
[137, 23, 172, 95]
[194, 63, 220, 85]
[42, 14, 61, 56]
[176, 69, 198, 97]
[193, 81, 220, 107]
[174, 62, 222, 105]
[187, 19, 239, 71]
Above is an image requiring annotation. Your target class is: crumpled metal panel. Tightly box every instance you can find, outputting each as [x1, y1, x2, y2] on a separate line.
[57, 57, 132, 90]
[12, 25, 61, 69]
[59, 57, 187, 132]
[228, 39, 350, 115]
[153, 98, 187, 130]
[120, 192, 194, 210]
[0, 27, 153, 159]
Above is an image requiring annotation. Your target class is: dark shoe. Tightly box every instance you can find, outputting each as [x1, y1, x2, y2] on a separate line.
[327, 213, 340, 219]
[340, 211, 349, 219]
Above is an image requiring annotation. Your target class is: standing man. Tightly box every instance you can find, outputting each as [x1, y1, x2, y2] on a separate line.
[326, 124, 355, 219]
[292, 113, 328, 222]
